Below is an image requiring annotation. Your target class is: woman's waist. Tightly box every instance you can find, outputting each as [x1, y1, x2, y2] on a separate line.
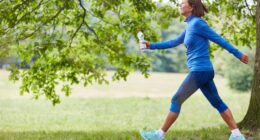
[187, 56, 212, 65]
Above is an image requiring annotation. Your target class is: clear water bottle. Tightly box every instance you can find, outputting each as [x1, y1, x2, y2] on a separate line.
[137, 31, 146, 53]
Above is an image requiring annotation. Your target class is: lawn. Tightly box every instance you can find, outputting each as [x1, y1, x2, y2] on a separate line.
[0, 70, 258, 140]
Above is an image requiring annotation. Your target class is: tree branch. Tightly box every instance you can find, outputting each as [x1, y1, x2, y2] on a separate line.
[244, 0, 254, 17]
[78, 0, 100, 41]
[69, 18, 84, 47]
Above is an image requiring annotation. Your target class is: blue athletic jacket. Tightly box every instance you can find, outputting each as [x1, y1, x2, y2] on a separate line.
[150, 16, 243, 71]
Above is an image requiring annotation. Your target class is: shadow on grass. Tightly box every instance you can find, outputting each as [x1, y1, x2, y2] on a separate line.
[0, 126, 259, 140]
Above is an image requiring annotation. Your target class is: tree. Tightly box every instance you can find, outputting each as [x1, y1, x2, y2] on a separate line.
[239, 0, 260, 130]
[0, 0, 180, 104]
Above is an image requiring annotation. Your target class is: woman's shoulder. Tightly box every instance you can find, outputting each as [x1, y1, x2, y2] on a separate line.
[192, 17, 208, 27]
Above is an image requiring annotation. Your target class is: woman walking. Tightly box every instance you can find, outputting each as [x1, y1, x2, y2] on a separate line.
[140, 0, 249, 140]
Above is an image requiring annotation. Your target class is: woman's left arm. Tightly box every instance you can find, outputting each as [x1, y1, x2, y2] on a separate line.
[196, 20, 248, 64]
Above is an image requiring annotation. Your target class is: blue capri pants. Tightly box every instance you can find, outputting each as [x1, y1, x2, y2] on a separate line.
[170, 70, 228, 113]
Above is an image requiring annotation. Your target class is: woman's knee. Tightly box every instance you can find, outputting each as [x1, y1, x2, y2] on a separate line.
[211, 101, 228, 113]
[170, 95, 182, 113]
[170, 101, 181, 113]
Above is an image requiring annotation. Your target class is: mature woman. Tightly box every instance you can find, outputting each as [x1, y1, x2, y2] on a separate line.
[140, 0, 248, 140]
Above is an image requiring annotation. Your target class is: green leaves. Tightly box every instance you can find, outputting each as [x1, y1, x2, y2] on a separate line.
[130, 0, 156, 13]
[0, 0, 156, 105]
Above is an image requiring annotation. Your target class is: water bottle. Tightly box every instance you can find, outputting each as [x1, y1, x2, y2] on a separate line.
[137, 31, 146, 53]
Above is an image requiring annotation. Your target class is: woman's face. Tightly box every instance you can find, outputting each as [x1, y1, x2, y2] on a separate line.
[180, 0, 193, 17]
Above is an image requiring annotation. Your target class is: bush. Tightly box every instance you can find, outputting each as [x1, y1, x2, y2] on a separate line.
[214, 47, 254, 92]
[225, 62, 253, 91]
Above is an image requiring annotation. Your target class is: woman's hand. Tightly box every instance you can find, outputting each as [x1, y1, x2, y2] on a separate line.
[142, 41, 150, 49]
[240, 54, 249, 64]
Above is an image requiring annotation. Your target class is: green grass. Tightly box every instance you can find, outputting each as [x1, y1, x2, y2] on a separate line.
[0, 70, 259, 140]
[0, 127, 233, 140]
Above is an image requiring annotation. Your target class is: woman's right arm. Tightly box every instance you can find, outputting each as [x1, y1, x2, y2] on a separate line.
[146, 30, 186, 50]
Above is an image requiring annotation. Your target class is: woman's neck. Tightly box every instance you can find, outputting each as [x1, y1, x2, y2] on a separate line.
[185, 13, 192, 18]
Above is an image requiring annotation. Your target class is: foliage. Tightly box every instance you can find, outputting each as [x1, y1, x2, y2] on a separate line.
[0, 0, 181, 104]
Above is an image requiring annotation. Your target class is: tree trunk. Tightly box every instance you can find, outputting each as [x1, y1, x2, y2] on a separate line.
[239, 0, 260, 130]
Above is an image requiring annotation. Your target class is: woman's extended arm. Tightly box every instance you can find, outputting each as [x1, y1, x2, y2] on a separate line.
[196, 20, 249, 63]
[146, 30, 186, 50]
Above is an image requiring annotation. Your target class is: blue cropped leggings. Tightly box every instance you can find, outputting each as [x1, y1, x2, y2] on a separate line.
[170, 71, 228, 113]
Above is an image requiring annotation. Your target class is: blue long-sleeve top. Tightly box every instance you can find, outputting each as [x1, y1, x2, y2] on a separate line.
[150, 16, 243, 71]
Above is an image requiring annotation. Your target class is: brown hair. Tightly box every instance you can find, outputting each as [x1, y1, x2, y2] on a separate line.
[188, 0, 208, 17]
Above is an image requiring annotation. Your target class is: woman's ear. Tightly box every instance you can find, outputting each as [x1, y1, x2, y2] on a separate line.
[190, 6, 194, 12]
